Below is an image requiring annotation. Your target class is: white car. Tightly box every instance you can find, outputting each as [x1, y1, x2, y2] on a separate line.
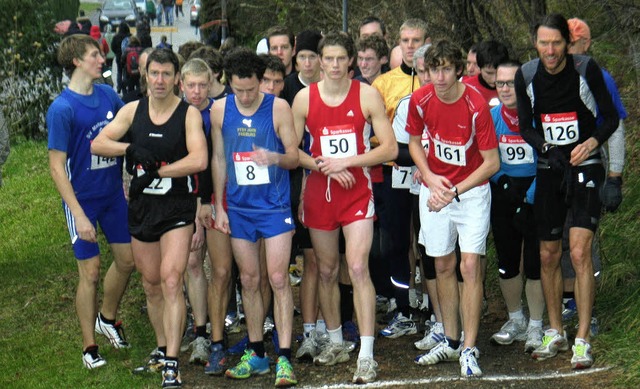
[134, 0, 146, 14]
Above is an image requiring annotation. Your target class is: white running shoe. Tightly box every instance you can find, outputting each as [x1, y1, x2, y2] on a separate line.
[313, 342, 350, 366]
[491, 317, 527, 345]
[380, 312, 417, 338]
[459, 347, 482, 377]
[189, 336, 211, 365]
[95, 315, 130, 349]
[531, 329, 569, 360]
[414, 322, 445, 351]
[415, 339, 460, 365]
[352, 357, 378, 384]
[82, 345, 107, 369]
[524, 326, 544, 353]
[571, 339, 594, 369]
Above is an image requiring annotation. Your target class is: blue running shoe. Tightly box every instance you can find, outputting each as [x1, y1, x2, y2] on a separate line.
[228, 335, 249, 355]
[204, 343, 226, 375]
[225, 349, 270, 379]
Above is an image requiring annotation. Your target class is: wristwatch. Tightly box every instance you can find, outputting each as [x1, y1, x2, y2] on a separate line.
[541, 143, 556, 153]
[451, 186, 461, 202]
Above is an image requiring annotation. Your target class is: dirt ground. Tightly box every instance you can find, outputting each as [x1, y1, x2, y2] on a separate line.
[174, 283, 617, 388]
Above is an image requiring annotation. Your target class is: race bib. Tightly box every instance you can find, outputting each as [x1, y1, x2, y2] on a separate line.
[90, 154, 117, 170]
[233, 152, 270, 186]
[137, 165, 171, 195]
[498, 134, 534, 165]
[433, 137, 466, 166]
[542, 112, 579, 146]
[392, 166, 412, 189]
[319, 125, 357, 158]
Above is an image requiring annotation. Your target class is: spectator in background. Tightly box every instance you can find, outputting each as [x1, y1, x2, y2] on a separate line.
[111, 23, 131, 94]
[175, 0, 184, 18]
[157, 35, 173, 50]
[466, 44, 479, 77]
[136, 15, 153, 49]
[146, 0, 157, 26]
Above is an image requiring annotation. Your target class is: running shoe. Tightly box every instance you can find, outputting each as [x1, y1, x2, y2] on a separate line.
[531, 329, 569, 360]
[264, 316, 275, 334]
[562, 298, 577, 321]
[275, 356, 298, 387]
[296, 332, 319, 361]
[414, 322, 445, 351]
[524, 326, 544, 353]
[188, 336, 210, 365]
[380, 312, 417, 338]
[415, 339, 460, 365]
[225, 311, 242, 334]
[95, 315, 130, 349]
[409, 288, 420, 309]
[352, 356, 378, 384]
[132, 348, 166, 374]
[313, 342, 350, 366]
[376, 295, 389, 313]
[571, 339, 594, 369]
[179, 313, 195, 352]
[228, 335, 249, 355]
[459, 347, 482, 377]
[162, 360, 182, 388]
[82, 345, 106, 369]
[225, 349, 270, 379]
[204, 342, 226, 375]
[491, 317, 527, 345]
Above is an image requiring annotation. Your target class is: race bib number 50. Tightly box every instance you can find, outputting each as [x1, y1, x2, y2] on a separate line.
[233, 152, 270, 186]
[319, 125, 357, 158]
[542, 112, 579, 146]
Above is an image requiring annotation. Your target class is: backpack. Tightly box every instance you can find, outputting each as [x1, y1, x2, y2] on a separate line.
[125, 47, 142, 77]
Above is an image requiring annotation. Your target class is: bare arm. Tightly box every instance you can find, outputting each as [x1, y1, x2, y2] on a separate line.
[251, 98, 299, 170]
[291, 88, 318, 171]
[91, 101, 138, 157]
[156, 106, 207, 178]
[48, 150, 96, 242]
[210, 100, 230, 234]
[455, 148, 500, 195]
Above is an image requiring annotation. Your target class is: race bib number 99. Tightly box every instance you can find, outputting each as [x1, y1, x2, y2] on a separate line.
[91, 154, 117, 170]
[234, 152, 270, 186]
[498, 135, 534, 165]
[319, 125, 357, 158]
[433, 137, 466, 166]
[542, 112, 579, 146]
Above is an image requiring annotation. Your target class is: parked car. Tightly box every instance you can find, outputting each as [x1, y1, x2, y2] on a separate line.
[99, 0, 139, 32]
[190, 0, 201, 26]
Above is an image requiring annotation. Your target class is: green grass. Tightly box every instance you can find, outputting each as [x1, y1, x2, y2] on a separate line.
[0, 141, 158, 388]
[2, 135, 640, 386]
[79, 2, 102, 14]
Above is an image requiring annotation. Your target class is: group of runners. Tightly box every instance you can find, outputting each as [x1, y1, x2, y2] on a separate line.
[47, 10, 625, 389]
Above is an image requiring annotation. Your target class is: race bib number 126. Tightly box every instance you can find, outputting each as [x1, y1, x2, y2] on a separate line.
[542, 112, 579, 146]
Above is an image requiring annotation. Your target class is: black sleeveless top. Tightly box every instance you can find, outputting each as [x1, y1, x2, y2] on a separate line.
[130, 98, 197, 195]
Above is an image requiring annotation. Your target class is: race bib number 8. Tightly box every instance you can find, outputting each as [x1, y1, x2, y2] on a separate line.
[91, 154, 117, 170]
[319, 125, 357, 158]
[433, 138, 466, 166]
[542, 112, 579, 146]
[498, 135, 534, 165]
[234, 152, 270, 186]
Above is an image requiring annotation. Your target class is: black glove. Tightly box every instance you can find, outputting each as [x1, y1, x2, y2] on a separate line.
[498, 175, 522, 205]
[600, 176, 623, 212]
[126, 144, 159, 173]
[547, 147, 569, 172]
[129, 169, 159, 199]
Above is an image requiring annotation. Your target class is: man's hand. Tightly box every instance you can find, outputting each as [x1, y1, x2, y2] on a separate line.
[190, 220, 205, 251]
[75, 214, 97, 243]
[126, 144, 159, 172]
[251, 144, 279, 167]
[198, 203, 214, 229]
[547, 147, 569, 172]
[129, 169, 159, 199]
[316, 156, 349, 175]
[600, 176, 623, 212]
[214, 205, 231, 234]
[570, 138, 598, 166]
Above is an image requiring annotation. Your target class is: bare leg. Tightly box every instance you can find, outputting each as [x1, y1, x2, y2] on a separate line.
[434, 252, 459, 340]
[309, 228, 341, 331]
[206, 229, 233, 343]
[231, 238, 264, 343]
[132, 238, 165, 347]
[300, 248, 319, 326]
[459, 252, 482, 348]
[77, 256, 101, 349]
[264, 232, 295, 348]
[569, 227, 595, 340]
[540, 240, 563, 332]
[100, 243, 134, 319]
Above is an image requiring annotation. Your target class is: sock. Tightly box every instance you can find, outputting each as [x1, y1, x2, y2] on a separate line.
[575, 337, 587, 345]
[422, 293, 429, 306]
[447, 337, 460, 349]
[327, 326, 343, 344]
[249, 341, 265, 358]
[409, 288, 419, 308]
[98, 312, 115, 325]
[165, 356, 178, 362]
[316, 319, 327, 334]
[358, 336, 374, 359]
[528, 319, 543, 328]
[303, 323, 315, 337]
[158, 346, 167, 355]
[195, 325, 207, 338]
[339, 283, 354, 324]
[508, 309, 525, 322]
[211, 339, 224, 347]
[278, 348, 292, 360]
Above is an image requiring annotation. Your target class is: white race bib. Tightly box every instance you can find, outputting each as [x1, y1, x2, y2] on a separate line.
[542, 112, 579, 146]
[392, 166, 412, 189]
[498, 134, 534, 165]
[433, 137, 466, 166]
[233, 152, 270, 186]
[319, 125, 357, 158]
[90, 154, 117, 170]
[137, 166, 171, 195]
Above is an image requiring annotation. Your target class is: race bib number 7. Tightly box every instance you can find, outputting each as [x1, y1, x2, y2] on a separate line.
[319, 125, 357, 158]
[233, 152, 270, 186]
[542, 112, 579, 146]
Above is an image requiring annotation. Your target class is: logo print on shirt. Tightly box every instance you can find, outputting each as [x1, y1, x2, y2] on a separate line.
[346, 110, 354, 117]
[106, 111, 114, 119]
[284, 217, 292, 225]
[242, 119, 252, 127]
[355, 210, 364, 216]
[322, 127, 329, 135]
[149, 133, 163, 138]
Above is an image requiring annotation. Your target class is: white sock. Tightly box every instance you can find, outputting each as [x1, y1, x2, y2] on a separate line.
[316, 319, 327, 334]
[422, 293, 429, 306]
[358, 336, 374, 359]
[303, 323, 315, 337]
[327, 326, 343, 344]
[508, 309, 525, 322]
[528, 319, 543, 328]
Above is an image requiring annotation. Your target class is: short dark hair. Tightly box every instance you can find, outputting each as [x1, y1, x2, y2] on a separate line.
[178, 40, 205, 63]
[475, 40, 509, 69]
[534, 13, 571, 48]
[359, 16, 386, 37]
[424, 39, 465, 77]
[497, 60, 522, 71]
[356, 34, 389, 60]
[224, 48, 267, 81]
[147, 48, 180, 75]
[189, 46, 224, 80]
[318, 31, 355, 59]
[266, 26, 295, 48]
[260, 54, 286, 78]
